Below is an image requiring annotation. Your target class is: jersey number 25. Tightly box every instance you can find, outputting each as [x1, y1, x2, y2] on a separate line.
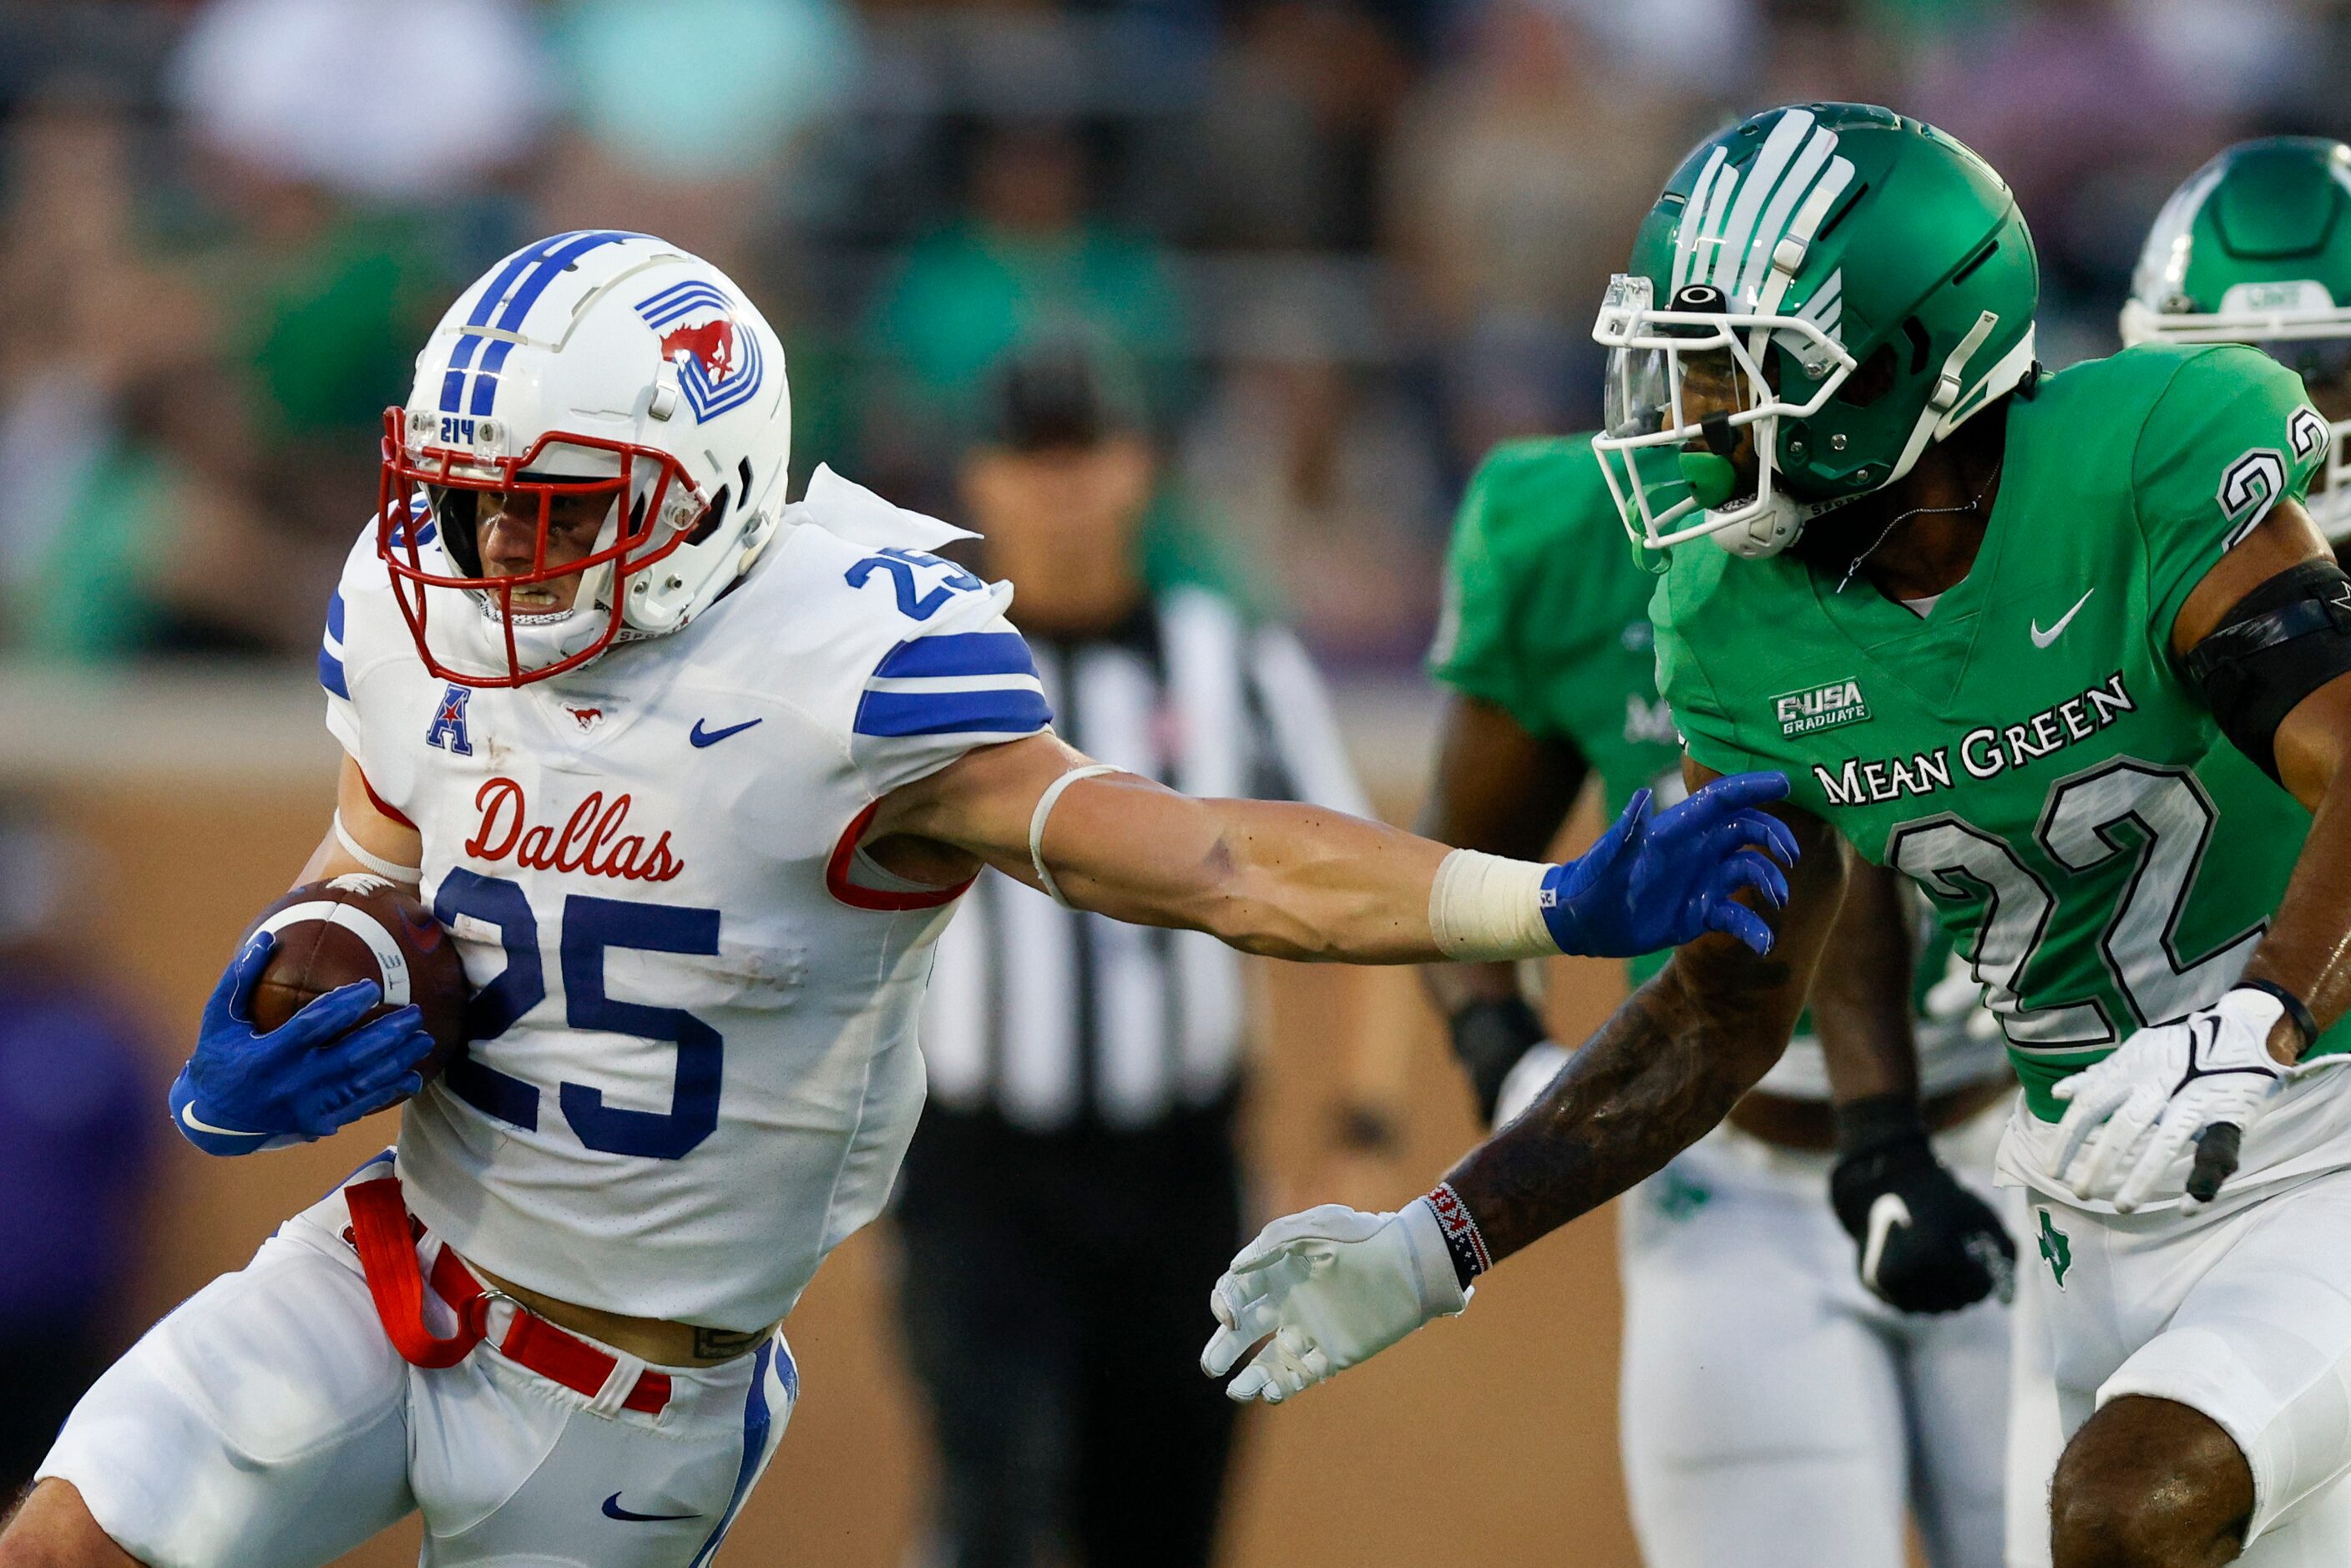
[433, 870, 722, 1160]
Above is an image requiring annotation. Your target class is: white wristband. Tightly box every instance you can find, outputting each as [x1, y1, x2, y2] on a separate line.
[334, 811, 422, 883]
[1428, 849, 1556, 961]
[1028, 765, 1125, 908]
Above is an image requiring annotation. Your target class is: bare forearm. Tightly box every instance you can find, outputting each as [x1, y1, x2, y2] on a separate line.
[1807, 852, 1919, 1105]
[1054, 793, 1454, 963]
[2241, 673, 2351, 1050]
[1443, 945, 1802, 1259]
[2244, 775, 2351, 1044]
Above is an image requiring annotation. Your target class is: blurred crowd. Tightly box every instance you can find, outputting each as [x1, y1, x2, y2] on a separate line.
[1, 0, 2343, 670]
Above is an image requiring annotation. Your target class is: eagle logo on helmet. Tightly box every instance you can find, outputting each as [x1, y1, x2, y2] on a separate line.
[635, 279, 766, 422]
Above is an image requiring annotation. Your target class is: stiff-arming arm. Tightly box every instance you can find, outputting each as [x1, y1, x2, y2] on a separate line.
[1416, 695, 1588, 1120]
[867, 730, 1795, 967]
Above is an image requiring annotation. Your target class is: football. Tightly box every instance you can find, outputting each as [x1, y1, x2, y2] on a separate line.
[243, 873, 470, 1083]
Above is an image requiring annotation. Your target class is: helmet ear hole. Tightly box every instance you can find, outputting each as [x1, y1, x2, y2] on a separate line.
[687, 486, 731, 548]
[1840, 343, 1902, 409]
[1902, 316, 1932, 377]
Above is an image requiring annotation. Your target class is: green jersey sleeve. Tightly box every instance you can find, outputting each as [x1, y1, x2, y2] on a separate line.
[1650, 547, 1777, 785]
[2134, 344, 2327, 638]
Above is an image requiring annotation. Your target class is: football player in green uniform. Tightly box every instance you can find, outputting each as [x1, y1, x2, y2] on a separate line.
[2122, 137, 2351, 554]
[1426, 434, 2018, 1568]
[1202, 104, 2351, 1565]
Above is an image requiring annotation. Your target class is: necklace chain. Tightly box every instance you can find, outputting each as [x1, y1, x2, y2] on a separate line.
[1834, 458, 2005, 594]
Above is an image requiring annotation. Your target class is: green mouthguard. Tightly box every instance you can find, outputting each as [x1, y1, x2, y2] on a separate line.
[1677, 451, 1739, 509]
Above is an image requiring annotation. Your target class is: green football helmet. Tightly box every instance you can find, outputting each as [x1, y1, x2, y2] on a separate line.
[1592, 103, 2040, 558]
[2121, 136, 2351, 538]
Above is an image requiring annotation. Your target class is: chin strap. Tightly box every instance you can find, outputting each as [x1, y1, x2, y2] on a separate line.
[1885, 316, 2033, 491]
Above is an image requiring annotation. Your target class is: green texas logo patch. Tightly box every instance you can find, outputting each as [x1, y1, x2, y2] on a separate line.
[1774, 678, 1870, 739]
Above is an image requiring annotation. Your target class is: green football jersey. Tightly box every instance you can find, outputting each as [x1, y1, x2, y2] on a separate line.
[1430, 435, 1686, 981]
[1656, 343, 2343, 1120]
[1431, 433, 1976, 1024]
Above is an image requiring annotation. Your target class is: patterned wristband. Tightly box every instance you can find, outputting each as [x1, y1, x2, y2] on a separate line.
[1424, 1181, 1492, 1290]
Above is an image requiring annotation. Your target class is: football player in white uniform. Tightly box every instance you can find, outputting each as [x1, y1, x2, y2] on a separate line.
[0, 231, 1797, 1568]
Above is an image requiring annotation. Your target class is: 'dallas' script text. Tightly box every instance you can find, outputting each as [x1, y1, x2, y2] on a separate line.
[464, 776, 686, 882]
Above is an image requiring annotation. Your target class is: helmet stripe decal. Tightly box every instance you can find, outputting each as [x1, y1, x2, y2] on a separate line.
[1733, 127, 1836, 305]
[1672, 147, 1731, 296]
[439, 345, 476, 414]
[468, 338, 515, 417]
[465, 231, 595, 330]
[1710, 108, 1816, 297]
[488, 230, 640, 333]
[434, 230, 643, 418]
[1691, 168, 1741, 296]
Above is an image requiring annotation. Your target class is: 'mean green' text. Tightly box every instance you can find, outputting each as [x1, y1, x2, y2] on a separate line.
[1813, 672, 2136, 807]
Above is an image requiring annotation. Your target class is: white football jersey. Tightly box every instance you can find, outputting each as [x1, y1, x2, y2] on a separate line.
[321, 468, 1049, 1328]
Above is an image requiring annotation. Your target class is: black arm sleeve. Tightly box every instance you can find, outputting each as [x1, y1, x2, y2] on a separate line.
[2184, 559, 2351, 784]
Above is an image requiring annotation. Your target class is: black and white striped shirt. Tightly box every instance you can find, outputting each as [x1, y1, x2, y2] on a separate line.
[919, 587, 1368, 1132]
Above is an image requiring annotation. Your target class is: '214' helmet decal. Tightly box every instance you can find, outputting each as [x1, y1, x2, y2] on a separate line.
[635, 280, 766, 422]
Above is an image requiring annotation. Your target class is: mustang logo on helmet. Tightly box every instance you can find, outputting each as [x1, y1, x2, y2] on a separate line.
[635, 281, 766, 422]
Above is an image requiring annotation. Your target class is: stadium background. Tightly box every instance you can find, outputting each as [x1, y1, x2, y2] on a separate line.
[1, 0, 2343, 1561]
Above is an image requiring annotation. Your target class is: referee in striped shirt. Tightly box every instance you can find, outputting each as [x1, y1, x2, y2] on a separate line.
[893, 342, 1403, 1568]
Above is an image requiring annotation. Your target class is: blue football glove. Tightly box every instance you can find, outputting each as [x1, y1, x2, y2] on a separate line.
[1540, 771, 1797, 959]
[169, 932, 435, 1155]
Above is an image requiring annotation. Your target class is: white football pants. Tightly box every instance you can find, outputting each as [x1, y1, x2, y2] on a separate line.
[38, 1155, 796, 1568]
[2025, 1162, 2351, 1563]
[1618, 1098, 2014, 1568]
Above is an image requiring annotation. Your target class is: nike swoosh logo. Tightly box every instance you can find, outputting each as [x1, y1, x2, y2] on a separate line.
[690, 718, 762, 748]
[2030, 589, 2095, 649]
[178, 1101, 265, 1140]
[602, 1493, 700, 1524]
[1861, 1191, 1912, 1291]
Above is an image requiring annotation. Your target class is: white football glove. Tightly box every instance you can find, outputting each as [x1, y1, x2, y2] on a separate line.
[1200, 1199, 1468, 1404]
[1492, 1042, 1571, 1129]
[2051, 988, 2292, 1213]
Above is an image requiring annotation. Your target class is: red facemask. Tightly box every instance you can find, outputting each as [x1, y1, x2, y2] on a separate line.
[377, 408, 709, 687]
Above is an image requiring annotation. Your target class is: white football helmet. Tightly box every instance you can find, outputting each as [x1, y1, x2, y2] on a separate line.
[379, 230, 791, 685]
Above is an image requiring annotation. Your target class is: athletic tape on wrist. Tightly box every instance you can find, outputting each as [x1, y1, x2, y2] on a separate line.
[1027, 765, 1124, 908]
[1423, 1181, 1491, 1289]
[1428, 849, 1557, 961]
[334, 812, 422, 882]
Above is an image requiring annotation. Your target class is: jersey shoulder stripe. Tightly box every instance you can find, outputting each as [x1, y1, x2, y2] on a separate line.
[853, 683, 1050, 739]
[873, 630, 1039, 681]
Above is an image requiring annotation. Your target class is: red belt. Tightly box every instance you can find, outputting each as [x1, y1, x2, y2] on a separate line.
[344, 1175, 672, 1415]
